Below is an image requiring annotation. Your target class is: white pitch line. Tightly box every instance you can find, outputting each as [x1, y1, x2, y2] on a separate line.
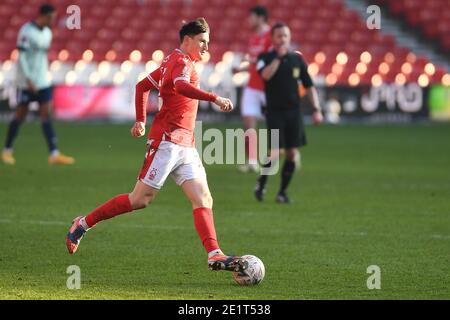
[0, 218, 191, 231]
[0, 218, 448, 240]
[430, 234, 450, 240]
[24, 220, 67, 226]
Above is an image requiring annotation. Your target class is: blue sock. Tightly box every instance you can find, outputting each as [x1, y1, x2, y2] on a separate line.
[5, 119, 22, 149]
[41, 120, 58, 153]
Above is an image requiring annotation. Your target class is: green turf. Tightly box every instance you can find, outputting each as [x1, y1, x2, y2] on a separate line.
[0, 121, 449, 299]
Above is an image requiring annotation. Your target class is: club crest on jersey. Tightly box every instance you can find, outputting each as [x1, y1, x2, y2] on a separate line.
[148, 168, 158, 180]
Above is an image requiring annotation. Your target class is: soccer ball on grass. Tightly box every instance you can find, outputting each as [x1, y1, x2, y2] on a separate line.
[232, 255, 265, 286]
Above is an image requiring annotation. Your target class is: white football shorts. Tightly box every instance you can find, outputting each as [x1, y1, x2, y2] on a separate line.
[138, 139, 207, 189]
[240, 87, 266, 118]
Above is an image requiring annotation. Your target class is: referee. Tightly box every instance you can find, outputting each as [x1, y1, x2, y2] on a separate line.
[254, 22, 323, 203]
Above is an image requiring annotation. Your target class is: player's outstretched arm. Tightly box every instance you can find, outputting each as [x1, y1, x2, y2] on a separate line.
[132, 70, 160, 138]
[174, 80, 217, 101]
[174, 80, 233, 112]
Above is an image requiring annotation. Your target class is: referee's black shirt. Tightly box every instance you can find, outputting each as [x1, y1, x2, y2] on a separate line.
[256, 50, 314, 111]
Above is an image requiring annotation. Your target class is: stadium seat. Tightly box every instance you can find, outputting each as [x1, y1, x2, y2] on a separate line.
[381, 0, 449, 54]
[0, 0, 446, 84]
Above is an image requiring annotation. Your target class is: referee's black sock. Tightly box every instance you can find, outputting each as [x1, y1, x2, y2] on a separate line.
[257, 161, 272, 189]
[279, 160, 296, 194]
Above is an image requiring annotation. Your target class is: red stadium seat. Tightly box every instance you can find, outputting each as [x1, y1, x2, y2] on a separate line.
[382, 0, 449, 54]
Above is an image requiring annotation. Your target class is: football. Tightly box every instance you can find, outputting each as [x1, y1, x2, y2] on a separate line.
[232, 255, 265, 286]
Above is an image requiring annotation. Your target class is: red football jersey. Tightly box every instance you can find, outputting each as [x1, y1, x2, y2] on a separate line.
[147, 49, 204, 147]
[247, 29, 272, 91]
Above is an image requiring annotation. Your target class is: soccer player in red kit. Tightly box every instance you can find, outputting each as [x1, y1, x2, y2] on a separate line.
[66, 18, 247, 273]
[232, 6, 271, 173]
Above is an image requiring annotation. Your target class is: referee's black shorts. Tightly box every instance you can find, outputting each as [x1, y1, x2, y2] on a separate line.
[266, 108, 306, 149]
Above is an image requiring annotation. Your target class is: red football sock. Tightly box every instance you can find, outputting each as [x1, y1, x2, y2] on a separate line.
[85, 194, 133, 228]
[245, 128, 258, 165]
[193, 207, 220, 253]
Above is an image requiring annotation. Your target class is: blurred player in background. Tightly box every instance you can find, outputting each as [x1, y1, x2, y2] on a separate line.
[232, 6, 271, 173]
[1, 4, 74, 165]
[255, 23, 323, 204]
[66, 18, 248, 274]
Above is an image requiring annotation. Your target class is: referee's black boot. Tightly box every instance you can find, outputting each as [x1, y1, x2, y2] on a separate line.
[276, 191, 291, 204]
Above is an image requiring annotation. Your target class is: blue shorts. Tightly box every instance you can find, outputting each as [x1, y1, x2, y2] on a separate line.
[17, 87, 53, 105]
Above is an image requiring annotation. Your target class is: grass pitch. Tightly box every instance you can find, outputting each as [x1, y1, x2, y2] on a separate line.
[0, 121, 449, 299]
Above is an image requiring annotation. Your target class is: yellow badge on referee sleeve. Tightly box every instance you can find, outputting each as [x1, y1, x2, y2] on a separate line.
[293, 67, 300, 78]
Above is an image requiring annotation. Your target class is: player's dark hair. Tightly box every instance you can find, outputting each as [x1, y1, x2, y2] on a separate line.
[179, 17, 210, 42]
[250, 6, 268, 21]
[39, 4, 55, 15]
[271, 22, 289, 35]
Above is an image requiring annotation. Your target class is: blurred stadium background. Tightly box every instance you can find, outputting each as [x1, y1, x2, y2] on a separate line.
[0, 0, 449, 124]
